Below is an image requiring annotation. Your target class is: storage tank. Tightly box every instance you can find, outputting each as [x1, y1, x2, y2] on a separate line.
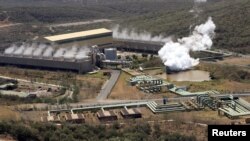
[104, 48, 117, 60]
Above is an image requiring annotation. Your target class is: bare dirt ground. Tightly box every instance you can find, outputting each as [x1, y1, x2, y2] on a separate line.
[12, 105, 247, 124]
[243, 97, 250, 103]
[143, 67, 250, 93]
[20, 111, 47, 122]
[0, 135, 16, 141]
[77, 76, 105, 100]
[0, 106, 20, 121]
[109, 72, 145, 100]
[122, 68, 144, 76]
[6, 103, 248, 141]
[164, 110, 238, 124]
[217, 56, 250, 66]
[175, 80, 250, 93]
[108, 72, 176, 100]
[0, 66, 107, 101]
[144, 68, 163, 76]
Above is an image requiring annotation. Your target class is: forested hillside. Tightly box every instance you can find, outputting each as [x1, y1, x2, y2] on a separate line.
[0, 121, 197, 141]
[0, 0, 249, 53]
[119, 0, 250, 54]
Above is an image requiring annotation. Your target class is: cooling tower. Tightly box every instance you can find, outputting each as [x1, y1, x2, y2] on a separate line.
[0, 45, 94, 73]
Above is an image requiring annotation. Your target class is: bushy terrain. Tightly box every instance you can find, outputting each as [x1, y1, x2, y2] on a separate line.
[120, 0, 250, 54]
[0, 0, 192, 23]
[0, 121, 197, 141]
[196, 62, 250, 82]
[0, 0, 249, 53]
[0, 0, 193, 48]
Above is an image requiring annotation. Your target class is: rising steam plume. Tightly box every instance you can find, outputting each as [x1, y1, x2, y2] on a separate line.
[190, 0, 207, 18]
[158, 17, 216, 71]
[112, 25, 171, 43]
[194, 0, 207, 2]
[4, 43, 90, 60]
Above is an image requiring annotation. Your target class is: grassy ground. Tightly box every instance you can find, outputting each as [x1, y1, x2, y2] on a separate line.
[109, 72, 145, 100]
[175, 79, 250, 93]
[0, 106, 20, 121]
[77, 75, 106, 100]
[1, 0, 249, 54]
[0, 66, 107, 102]
[15, 105, 246, 141]
[217, 57, 250, 66]
[142, 66, 250, 93]
[109, 71, 177, 100]
[243, 97, 250, 103]
[120, 0, 250, 54]
[163, 110, 241, 125]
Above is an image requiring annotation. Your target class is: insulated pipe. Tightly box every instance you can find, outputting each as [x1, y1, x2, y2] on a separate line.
[101, 107, 105, 112]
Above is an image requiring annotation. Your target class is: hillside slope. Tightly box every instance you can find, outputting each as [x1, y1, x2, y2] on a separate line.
[0, 0, 249, 54]
[119, 0, 250, 54]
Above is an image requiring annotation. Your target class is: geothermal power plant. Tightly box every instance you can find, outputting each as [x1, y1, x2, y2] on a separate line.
[0, 45, 93, 73]
[0, 20, 221, 74]
[0, 27, 167, 73]
[0, 28, 115, 73]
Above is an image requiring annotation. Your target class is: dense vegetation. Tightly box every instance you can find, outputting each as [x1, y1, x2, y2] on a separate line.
[128, 54, 163, 69]
[0, 0, 249, 53]
[0, 121, 197, 141]
[120, 0, 250, 54]
[196, 62, 250, 82]
[0, 0, 192, 23]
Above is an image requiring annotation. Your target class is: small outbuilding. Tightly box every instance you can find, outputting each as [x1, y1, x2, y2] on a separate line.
[97, 110, 117, 122]
[120, 108, 142, 119]
[65, 113, 85, 123]
[41, 115, 60, 123]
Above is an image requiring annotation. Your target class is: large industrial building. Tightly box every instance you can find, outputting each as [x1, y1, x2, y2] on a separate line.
[114, 39, 163, 54]
[0, 27, 167, 73]
[0, 28, 115, 73]
[0, 54, 93, 73]
[44, 28, 113, 48]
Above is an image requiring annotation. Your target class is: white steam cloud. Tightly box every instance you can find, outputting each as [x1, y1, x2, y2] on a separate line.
[112, 25, 171, 43]
[4, 45, 17, 54]
[64, 47, 78, 59]
[23, 43, 36, 56]
[33, 44, 47, 56]
[13, 45, 25, 55]
[190, 0, 207, 18]
[53, 48, 67, 58]
[43, 47, 54, 57]
[3, 43, 90, 60]
[194, 0, 207, 3]
[75, 48, 90, 60]
[158, 17, 216, 71]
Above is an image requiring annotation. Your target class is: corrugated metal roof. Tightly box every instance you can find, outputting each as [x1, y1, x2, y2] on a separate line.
[44, 28, 112, 42]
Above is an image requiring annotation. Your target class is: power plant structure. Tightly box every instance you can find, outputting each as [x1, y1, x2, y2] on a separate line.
[0, 27, 227, 74]
[0, 28, 117, 73]
[44, 28, 113, 48]
[0, 45, 94, 73]
[104, 48, 117, 60]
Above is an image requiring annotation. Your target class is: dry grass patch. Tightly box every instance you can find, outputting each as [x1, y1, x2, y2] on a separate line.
[0, 106, 20, 121]
[109, 72, 145, 100]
